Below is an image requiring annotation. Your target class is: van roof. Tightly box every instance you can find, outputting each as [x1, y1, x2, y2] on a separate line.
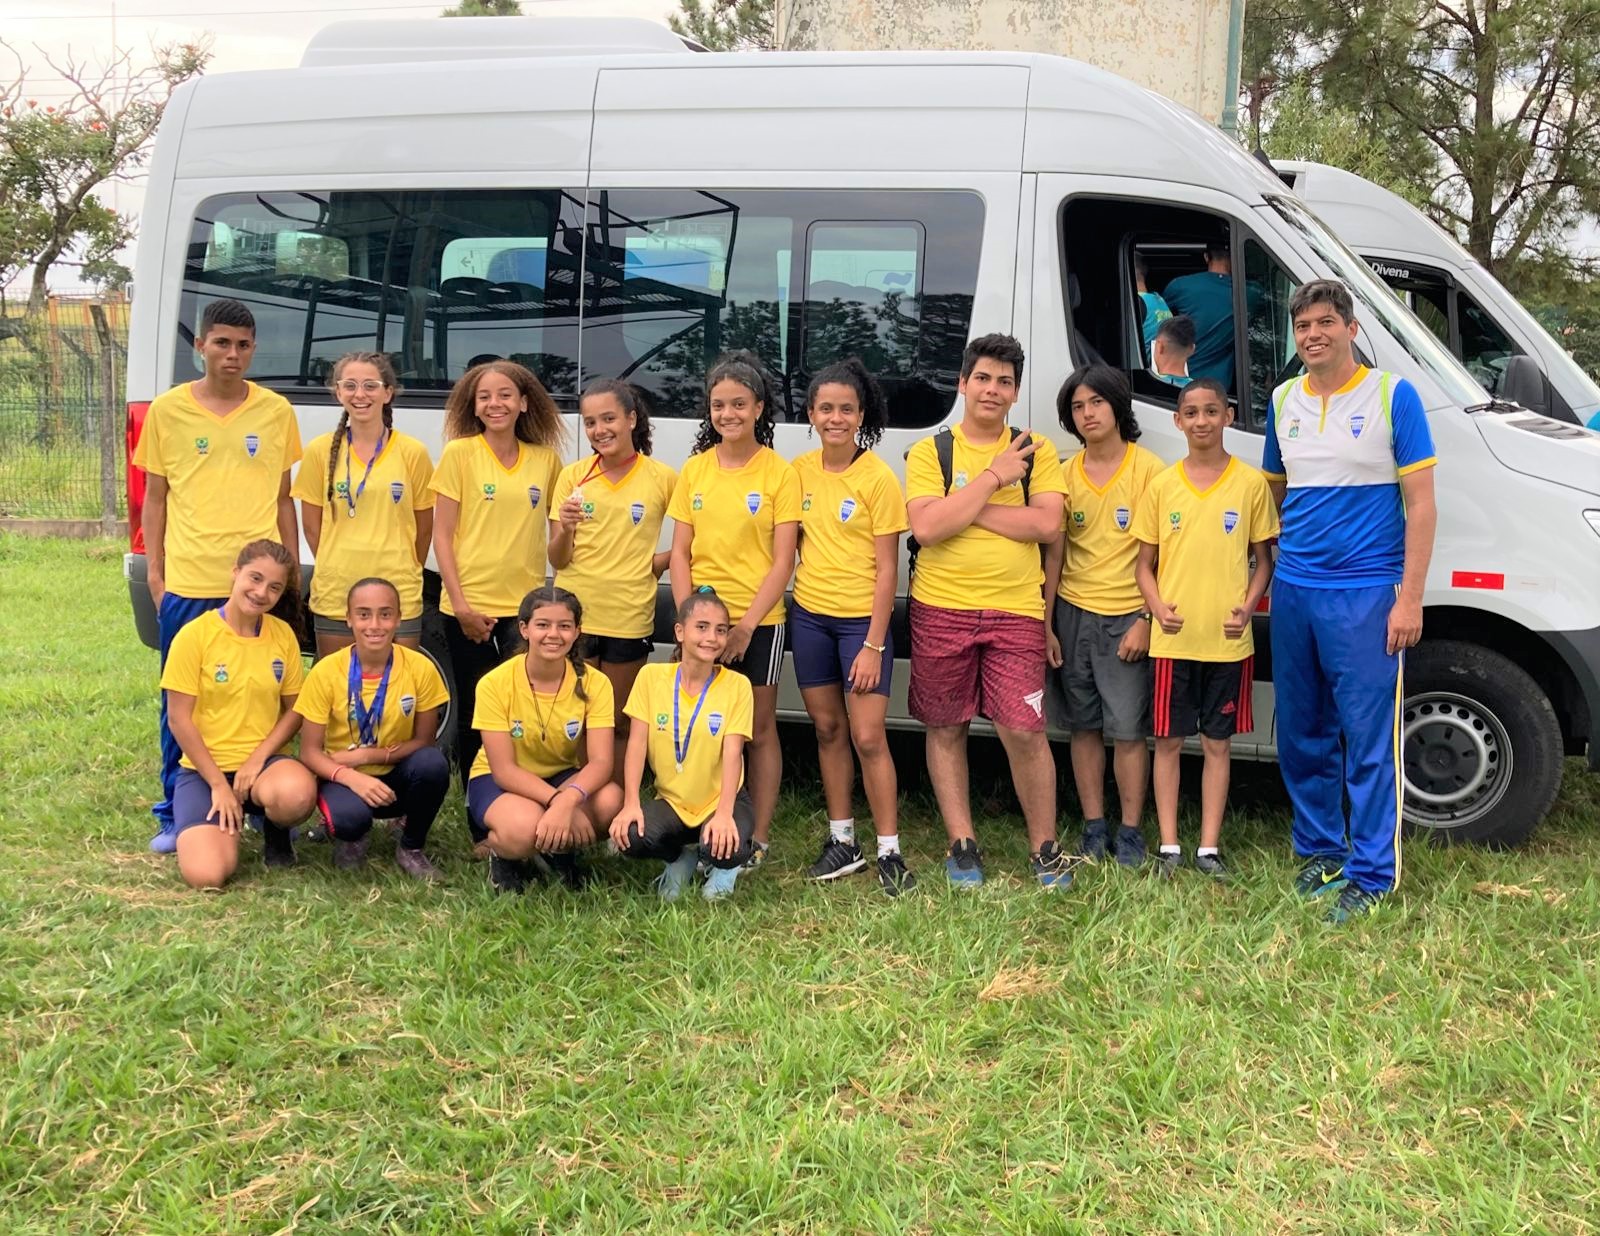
[1277, 159, 1478, 270]
[300, 16, 697, 66]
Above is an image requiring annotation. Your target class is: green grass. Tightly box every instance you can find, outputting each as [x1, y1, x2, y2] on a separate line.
[3, 534, 1599, 1233]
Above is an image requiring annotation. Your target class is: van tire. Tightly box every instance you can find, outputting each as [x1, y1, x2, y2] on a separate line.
[419, 610, 456, 767]
[1401, 640, 1562, 849]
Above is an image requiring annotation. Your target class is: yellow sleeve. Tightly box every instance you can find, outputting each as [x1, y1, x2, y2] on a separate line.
[869, 464, 909, 535]
[132, 399, 167, 475]
[281, 403, 304, 467]
[1250, 474, 1281, 542]
[549, 462, 577, 524]
[293, 658, 336, 723]
[292, 436, 329, 505]
[410, 441, 436, 510]
[158, 621, 204, 694]
[1131, 479, 1161, 545]
[772, 458, 802, 523]
[724, 672, 755, 740]
[277, 626, 305, 696]
[623, 668, 654, 724]
[904, 438, 942, 502]
[584, 669, 616, 729]
[1028, 440, 1068, 496]
[656, 463, 679, 505]
[471, 664, 510, 732]
[543, 449, 561, 495]
[430, 442, 465, 502]
[414, 652, 451, 712]
[666, 461, 697, 523]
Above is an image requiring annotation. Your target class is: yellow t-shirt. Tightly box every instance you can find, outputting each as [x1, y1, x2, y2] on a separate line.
[906, 425, 1068, 620]
[792, 449, 909, 619]
[430, 436, 561, 618]
[293, 430, 435, 620]
[468, 657, 616, 781]
[293, 644, 450, 775]
[550, 454, 677, 639]
[159, 610, 304, 772]
[132, 382, 303, 598]
[1060, 443, 1166, 616]
[623, 662, 754, 825]
[666, 447, 801, 626]
[1132, 457, 1280, 663]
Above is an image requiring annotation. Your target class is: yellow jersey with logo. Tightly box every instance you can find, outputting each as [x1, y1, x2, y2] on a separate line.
[550, 454, 677, 639]
[906, 425, 1068, 620]
[293, 430, 435, 620]
[624, 662, 753, 825]
[666, 447, 801, 626]
[1132, 457, 1279, 663]
[469, 657, 615, 781]
[1059, 443, 1165, 616]
[132, 383, 303, 598]
[792, 449, 909, 619]
[293, 644, 450, 775]
[160, 610, 304, 771]
[430, 436, 561, 618]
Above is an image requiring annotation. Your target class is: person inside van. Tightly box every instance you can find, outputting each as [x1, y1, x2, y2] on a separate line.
[904, 334, 1073, 889]
[667, 351, 800, 880]
[293, 352, 435, 658]
[134, 297, 303, 856]
[1135, 252, 1172, 351]
[791, 358, 913, 896]
[430, 361, 564, 845]
[1150, 315, 1196, 388]
[549, 379, 677, 787]
[1163, 242, 1236, 390]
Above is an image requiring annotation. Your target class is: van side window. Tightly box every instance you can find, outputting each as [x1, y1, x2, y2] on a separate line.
[176, 189, 585, 399]
[580, 190, 981, 426]
[1242, 239, 1305, 425]
[1458, 292, 1521, 394]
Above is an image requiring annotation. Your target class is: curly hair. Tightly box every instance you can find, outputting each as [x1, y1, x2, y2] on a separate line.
[691, 350, 777, 455]
[805, 356, 888, 452]
[444, 361, 565, 450]
[579, 378, 656, 456]
[1056, 363, 1142, 445]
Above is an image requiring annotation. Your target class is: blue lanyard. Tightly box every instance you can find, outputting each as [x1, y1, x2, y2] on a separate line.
[672, 666, 716, 772]
[344, 428, 387, 518]
[218, 606, 261, 636]
[348, 649, 393, 748]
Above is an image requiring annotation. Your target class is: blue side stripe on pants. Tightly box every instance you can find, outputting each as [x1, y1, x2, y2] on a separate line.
[153, 593, 228, 832]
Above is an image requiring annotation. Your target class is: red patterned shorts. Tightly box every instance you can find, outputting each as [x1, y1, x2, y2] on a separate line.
[908, 600, 1048, 733]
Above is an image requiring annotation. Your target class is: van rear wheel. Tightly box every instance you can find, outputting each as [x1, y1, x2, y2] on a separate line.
[1401, 640, 1562, 848]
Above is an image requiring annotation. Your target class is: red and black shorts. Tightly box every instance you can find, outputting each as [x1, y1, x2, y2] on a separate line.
[1151, 656, 1254, 740]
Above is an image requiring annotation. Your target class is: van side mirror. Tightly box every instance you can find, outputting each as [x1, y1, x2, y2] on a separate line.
[1499, 354, 1551, 416]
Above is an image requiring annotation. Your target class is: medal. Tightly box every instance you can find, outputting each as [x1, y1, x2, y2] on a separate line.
[348, 648, 393, 748]
[672, 666, 716, 773]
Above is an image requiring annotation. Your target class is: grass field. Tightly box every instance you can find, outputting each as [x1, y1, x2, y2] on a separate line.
[3, 534, 1599, 1234]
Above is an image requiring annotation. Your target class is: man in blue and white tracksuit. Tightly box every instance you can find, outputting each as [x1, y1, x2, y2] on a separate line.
[1261, 279, 1438, 924]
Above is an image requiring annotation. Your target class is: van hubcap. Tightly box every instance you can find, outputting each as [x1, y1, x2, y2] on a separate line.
[1401, 692, 1512, 830]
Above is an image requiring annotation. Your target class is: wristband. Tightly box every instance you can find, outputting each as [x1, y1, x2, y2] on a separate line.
[557, 782, 588, 803]
[331, 767, 345, 784]
[862, 640, 886, 654]
[1137, 611, 1152, 622]
[981, 467, 1002, 487]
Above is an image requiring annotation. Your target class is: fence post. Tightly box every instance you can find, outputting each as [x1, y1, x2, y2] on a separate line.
[89, 303, 120, 537]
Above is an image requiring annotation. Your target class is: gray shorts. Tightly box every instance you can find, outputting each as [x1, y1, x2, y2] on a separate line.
[1053, 598, 1151, 741]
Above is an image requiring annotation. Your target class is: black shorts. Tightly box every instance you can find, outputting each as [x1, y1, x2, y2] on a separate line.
[720, 622, 786, 689]
[582, 633, 654, 664]
[1152, 656, 1255, 740]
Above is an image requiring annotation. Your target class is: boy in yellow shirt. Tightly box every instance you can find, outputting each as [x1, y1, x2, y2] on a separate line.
[133, 298, 303, 855]
[1133, 379, 1278, 879]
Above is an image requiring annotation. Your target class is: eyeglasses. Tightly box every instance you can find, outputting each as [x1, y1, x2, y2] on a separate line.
[336, 380, 386, 394]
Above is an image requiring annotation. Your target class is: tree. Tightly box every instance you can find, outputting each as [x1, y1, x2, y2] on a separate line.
[668, 0, 774, 51]
[0, 39, 210, 335]
[441, 0, 523, 15]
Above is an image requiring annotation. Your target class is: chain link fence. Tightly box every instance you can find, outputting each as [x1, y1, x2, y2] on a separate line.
[0, 295, 129, 527]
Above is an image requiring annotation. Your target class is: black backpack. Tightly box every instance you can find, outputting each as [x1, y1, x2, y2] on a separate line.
[905, 426, 1036, 580]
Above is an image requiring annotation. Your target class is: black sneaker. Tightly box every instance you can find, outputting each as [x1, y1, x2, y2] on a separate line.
[1156, 849, 1183, 880]
[1079, 821, 1109, 862]
[1194, 852, 1229, 881]
[945, 838, 985, 887]
[1030, 839, 1074, 890]
[540, 850, 591, 891]
[1113, 825, 1147, 868]
[489, 854, 533, 895]
[263, 845, 296, 870]
[1294, 856, 1349, 899]
[808, 837, 867, 881]
[1326, 883, 1384, 925]
[876, 851, 916, 897]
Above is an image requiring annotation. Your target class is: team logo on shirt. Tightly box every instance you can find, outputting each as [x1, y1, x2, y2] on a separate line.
[564, 719, 581, 741]
[271, 658, 285, 683]
[630, 501, 645, 525]
[655, 711, 669, 730]
[482, 483, 497, 501]
[1350, 413, 1366, 439]
[194, 436, 210, 456]
[581, 498, 596, 518]
[509, 720, 524, 740]
[745, 492, 762, 515]
[953, 471, 969, 489]
[1222, 509, 1240, 534]
[528, 486, 543, 509]
[707, 711, 723, 736]
[1168, 511, 1182, 533]
[1287, 418, 1302, 440]
[1114, 506, 1131, 531]
[213, 663, 229, 683]
[691, 493, 704, 511]
[1071, 510, 1086, 528]
[400, 694, 415, 716]
[802, 493, 813, 512]
[334, 480, 351, 499]
[390, 481, 405, 504]
[839, 498, 857, 522]
[244, 433, 260, 458]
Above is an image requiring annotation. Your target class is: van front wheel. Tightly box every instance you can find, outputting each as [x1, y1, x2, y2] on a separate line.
[1401, 640, 1562, 848]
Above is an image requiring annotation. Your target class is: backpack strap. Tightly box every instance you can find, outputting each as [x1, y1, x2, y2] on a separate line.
[1008, 426, 1035, 503]
[935, 427, 955, 494]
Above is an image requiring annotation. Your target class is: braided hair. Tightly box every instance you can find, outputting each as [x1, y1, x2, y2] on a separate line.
[691, 350, 778, 455]
[805, 356, 888, 452]
[516, 584, 589, 703]
[325, 352, 401, 504]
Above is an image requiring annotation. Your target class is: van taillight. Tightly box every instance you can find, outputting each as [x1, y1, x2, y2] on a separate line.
[126, 401, 150, 553]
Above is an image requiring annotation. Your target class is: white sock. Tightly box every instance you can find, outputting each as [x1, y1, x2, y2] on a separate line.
[1160, 844, 1181, 855]
[877, 833, 900, 858]
[829, 817, 855, 843]
[1197, 846, 1219, 857]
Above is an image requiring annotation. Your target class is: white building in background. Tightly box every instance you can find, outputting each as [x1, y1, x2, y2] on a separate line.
[775, 0, 1245, 129]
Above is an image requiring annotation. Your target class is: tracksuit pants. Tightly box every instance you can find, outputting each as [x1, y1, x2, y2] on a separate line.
[1270, 580, 1404, 893]
[154, 593, 228, 833]
[316, 747, 451, 851]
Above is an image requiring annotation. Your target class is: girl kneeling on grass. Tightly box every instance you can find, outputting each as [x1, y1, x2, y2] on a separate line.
[293, 577, 451, 881]
[468, 586, 622, 894]
[161, 540, 317, 889]
[611, 588, 756, 902]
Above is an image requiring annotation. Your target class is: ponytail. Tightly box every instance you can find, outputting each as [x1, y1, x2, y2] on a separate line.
[326, 352, 402, 503]
[806, 356, 888, 451]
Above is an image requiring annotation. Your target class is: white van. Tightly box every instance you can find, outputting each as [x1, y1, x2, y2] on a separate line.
[1279, 159, 1600, 427]
[123, 17, 1600, 847]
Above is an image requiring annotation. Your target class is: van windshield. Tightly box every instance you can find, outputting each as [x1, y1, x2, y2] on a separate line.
[1269, 196, 1487, 409]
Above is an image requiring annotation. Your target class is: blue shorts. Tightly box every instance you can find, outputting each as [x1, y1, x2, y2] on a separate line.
[788, 602, 893, 696]
[172, 754, 295, 834]
[467, 767, 576, 832]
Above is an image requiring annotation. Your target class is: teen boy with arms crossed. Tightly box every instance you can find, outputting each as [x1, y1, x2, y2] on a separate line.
[905, 334, 1073, 888]
[134, 298, 302, 854]
[1263, 280, 1436, 924]
[1134, 379, 1277, 879]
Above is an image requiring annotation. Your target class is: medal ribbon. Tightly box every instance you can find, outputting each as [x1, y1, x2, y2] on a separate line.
[672, 665, 716, 771]
[344, 427, 387, 518]
[348, 649, 394, 748]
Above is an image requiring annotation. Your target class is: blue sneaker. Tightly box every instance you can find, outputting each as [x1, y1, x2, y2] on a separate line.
[1326, 884, 1384, 925]
[653, 849, 699, 903]
[149, 822, 178, 854]
[1113, 825, 1147, 868]
[1293, 856, 1349, 899]
[1079, 821, 1109, 862]
[702, 865, 740, 901]
[945, 838, 984, 887]
[1031, 839, 1075, 890]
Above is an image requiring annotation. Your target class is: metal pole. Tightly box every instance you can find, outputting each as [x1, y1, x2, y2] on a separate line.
[90, 302, 120, 537]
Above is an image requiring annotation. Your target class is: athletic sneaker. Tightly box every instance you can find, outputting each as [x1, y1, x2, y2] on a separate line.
[1156, 850, 1183, 880]
[741, 841, 770, 874]
[333, 835, 369, 871]
[298, 820, 328, 843]
[263, 844, 296, 870]
[1326, 884, 1383, 925]
[808, 837, 867, 881]
[1194, 852, 1229, 881]
[1293, 856, 1349, 899]
[489, 854, 532, 895]
[702, 865, 740, 901]
[1031, 840, 1075, 890]
[1079, 821, 1109, 862]
[653, 848, 699, 902]
[471, 838, 493, 862]
[541, 850, 591, 891]
[1113, 825, 1147, 869]
[394, 846, 442, 883]
[945, 838, 984, 887]
[149, 823, 178, 855]
[877, 852, 916, 897]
